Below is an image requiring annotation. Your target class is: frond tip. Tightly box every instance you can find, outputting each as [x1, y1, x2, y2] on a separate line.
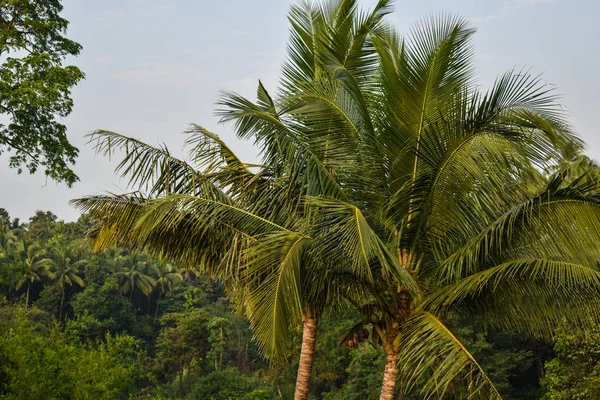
[399, 312, 501, 399]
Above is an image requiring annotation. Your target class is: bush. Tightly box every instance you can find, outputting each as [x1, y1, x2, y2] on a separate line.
[0, 310, 140, 399]
[185, 370, 278, 400]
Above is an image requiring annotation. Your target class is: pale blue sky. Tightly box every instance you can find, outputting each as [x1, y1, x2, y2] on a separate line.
[1, 0, 599, 221]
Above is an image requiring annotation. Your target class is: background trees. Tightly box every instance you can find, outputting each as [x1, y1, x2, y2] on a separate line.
[0, 206, 597, 399]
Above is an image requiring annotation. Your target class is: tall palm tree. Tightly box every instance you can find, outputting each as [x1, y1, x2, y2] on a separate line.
[295, 16, 600, 400]
[48, 242, 85, 321]
[73, 2, 395, 398]
[72, 1, 600, 399]
[114, 250, 155, 301]
[11, 238, 54, 308]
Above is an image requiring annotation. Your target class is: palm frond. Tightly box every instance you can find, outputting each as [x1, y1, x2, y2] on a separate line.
[307, 196, 419, 295]
[438, 175, 600, 282]
[427, 258, 600, 338]
[399, 311, 501, 399]
[87, 130, 226, 200]
[245, 232, 308, 360]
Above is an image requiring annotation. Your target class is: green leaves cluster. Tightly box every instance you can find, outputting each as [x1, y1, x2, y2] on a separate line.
[542, 321, 600, 400]
[0, 0, 84, 185]
[0, 310, 140, 399]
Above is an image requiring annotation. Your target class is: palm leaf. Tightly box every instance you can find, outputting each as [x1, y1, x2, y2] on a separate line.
[399, 311, 501, 399]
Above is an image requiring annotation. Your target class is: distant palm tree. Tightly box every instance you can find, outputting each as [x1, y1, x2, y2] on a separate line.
[150, 254, 183, 320]
[48, 243, 85, 321]
[114, 250, 155, 301]
[11, 239, 54, 308]
[99, 247, 121, 273]
[549, 154, 600, 187]
[0, 221, 16, 260]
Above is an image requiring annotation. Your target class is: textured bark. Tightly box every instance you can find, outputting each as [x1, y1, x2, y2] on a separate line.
[294, 316, 318, 400]
[380, 353, 398, 400]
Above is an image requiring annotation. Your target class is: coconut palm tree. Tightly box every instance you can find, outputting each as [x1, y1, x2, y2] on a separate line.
[295, 16, 600, 400]
[549, 154, 600, 188]
[11, 238, 54, 308]
[150, 254, 183, 320]
[48, 242, 85, 321]
[0, 221, 16, 260]
[72, 2, 600, 399]
[113, 250, 155, 301]
[73, 2, 396, 398]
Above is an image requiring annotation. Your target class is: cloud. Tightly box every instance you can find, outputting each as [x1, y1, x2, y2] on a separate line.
[470, 0, 553, 23]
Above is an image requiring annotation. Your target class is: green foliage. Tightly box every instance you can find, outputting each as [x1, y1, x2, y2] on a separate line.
[155, 309, 211, 396]
[541, 321, 600, 399]
[27, 211, 58, 243]
[71, 276, 139, 337]
[1, 206, 597, 399]
[184, 370, 278, 400]
[0, 0, 84, 185]
[455, 325, 541, 400]
[0, 309, 139, 399]
[322, 344, 385, 400]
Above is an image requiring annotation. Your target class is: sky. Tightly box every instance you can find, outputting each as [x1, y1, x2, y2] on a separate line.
[1, 0, 599, 222]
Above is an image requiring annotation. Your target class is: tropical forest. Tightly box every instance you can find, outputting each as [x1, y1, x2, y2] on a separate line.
[1, 0, 600, 399]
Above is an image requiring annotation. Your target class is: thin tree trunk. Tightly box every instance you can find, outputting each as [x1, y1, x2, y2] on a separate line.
[380, 353, 398, 400]
[533, 341, 546, 378]
[59, 287, 65, 322]
[294, 315, 318, 400]
[219, 326, 224, 371]
[178, 369, 183, 397]
[25, 281, 30, 309]
[154, 299, 160, 321]
[154, 288, 163, 322]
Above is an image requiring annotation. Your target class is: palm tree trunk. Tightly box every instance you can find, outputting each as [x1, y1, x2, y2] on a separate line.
[294, 315, 318, 400]
[380, 353, 398, 400]
[25, 281, 30, 309]
[59, 287, 65, 322]
[178, 369, 183, 397]
[154, 300, 160, 321]
[154, 288, 163, 322]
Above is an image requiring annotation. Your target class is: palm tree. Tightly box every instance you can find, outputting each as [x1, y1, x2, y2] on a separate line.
[73, 2, 395, 398]
[114, 250, 155, 301]
[549, 154, 600, 187]
[0, 221, 16, 260]
[297, 16, 600, 400]
[11, 238, 54, 308]
[72, 1, 600, 399]
[48, 242, 85, 321]
[150, 254, 183, 320]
